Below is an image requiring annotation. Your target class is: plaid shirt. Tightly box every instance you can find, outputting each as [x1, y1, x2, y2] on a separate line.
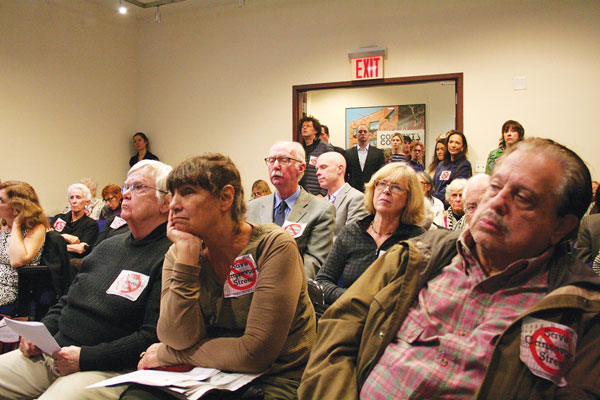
[360, 229, 551, 399]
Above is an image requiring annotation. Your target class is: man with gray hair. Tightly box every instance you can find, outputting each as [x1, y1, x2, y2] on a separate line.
[299, 138, 600, 399]
[463, 173, 491, 226]
[246, 141, 335, 278]
[316, 151, 368, 239]
[0, 160, 173, 399]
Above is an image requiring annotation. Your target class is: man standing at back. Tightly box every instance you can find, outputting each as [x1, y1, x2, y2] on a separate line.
[345, 124, 385, 192]
[247, 141, 335, 279]
[316, 151, 368, 239]
[298, 116, 333, 197]
[0, 160, 173, 400]
[299, 138, 600, 399]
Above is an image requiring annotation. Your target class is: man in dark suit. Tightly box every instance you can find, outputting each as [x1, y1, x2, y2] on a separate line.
[345, 124, 385, 192]
[246, 141, 335, 279]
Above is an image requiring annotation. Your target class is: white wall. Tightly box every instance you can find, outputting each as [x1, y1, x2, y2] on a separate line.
[2, 0, 599, 211]
[0, 0, 138, 214]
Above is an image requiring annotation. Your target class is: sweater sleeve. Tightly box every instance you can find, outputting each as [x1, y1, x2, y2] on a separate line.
[77, 256, 163, 371]
[157, 233, 304, 374]
[315, 228, 350, 305]
[455, 160, 473, 180]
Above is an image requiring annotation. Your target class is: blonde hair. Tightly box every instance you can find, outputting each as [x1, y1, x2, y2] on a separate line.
[364, 163, 425, 225]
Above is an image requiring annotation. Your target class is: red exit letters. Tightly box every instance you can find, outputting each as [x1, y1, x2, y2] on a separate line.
[352, 55, 384, 80]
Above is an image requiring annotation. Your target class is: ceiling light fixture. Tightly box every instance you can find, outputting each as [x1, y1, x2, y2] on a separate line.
[118, 0, 127, 14]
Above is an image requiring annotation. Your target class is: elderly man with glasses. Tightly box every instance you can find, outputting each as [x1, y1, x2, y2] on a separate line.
[0, 160, 173, 400]
[246, 141, 335, 279]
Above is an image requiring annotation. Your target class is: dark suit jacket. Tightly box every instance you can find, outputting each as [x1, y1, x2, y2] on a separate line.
[345, 145, 385, 192]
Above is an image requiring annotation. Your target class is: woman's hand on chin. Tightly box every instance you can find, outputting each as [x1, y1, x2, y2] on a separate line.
[167, 212, 202, 265]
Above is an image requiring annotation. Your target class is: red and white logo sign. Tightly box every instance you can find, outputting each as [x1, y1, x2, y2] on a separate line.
[309, 155, 318, 166]
[282, 221, 307, 239]
[440, 170, 451, 181]
[53, 218, 67, 232]
[224, 254, 258, 298]
[110, 216, 127, 230]
[520, 317, 577, 387]
[106, 270, 150, 301]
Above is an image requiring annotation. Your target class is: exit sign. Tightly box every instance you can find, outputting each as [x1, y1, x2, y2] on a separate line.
[351, 55, 384, 80]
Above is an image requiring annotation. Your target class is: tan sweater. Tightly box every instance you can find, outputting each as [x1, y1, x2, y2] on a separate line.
[157, 223, 316, 379]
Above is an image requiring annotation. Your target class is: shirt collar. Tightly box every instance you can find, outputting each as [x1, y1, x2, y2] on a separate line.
[357, 143, 369, 152]
[328, 183, 347, 201]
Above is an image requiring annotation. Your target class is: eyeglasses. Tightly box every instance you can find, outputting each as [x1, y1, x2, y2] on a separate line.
[375, 181, 407, 194]
[264, 157, 302, 166]
[121, 183, 167, 195]
[104, 196, 116, 202]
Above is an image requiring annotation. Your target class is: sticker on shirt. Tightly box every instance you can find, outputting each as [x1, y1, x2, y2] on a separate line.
[106, 270, 150, 301]
[110, 216, 127, 229]
[440, 170, 451, 181]
[224, 254, 258, 298]
[84, 208, 90, 216]
[520, 316, 577, 387]
[282, 221, 307, 239]
[309, 155, 318, 166]
[53, 218, 67, 232]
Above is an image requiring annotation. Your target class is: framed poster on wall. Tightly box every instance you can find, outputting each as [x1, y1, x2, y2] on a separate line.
[345, 104, 426, 150]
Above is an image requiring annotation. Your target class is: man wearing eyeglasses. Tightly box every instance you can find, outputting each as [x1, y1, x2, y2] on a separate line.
[246, 141, 335, 279]
[345, 124, 385, 192]
[0, 160, 173, 399]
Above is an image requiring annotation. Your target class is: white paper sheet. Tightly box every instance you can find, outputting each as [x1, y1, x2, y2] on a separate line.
[3, 319, 60, 354]
[0, 318, 20, 343]
[87, 367, 220, 388]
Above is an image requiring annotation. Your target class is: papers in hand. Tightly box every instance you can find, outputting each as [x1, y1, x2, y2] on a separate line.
[3, 319, 60, 355]
[88, 367, 263, 400]
[0, 318, 20, 343]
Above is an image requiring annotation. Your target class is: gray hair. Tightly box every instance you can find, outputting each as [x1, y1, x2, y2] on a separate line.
[498, 137, 591, 220]
[445, 178, 468, 202]
[128, 160, 173, 200]
[463, 174, 490, 200]
[67, 183, 91, 201]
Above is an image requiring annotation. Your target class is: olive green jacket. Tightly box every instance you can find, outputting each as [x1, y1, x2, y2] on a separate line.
[298, 230, 600, 399]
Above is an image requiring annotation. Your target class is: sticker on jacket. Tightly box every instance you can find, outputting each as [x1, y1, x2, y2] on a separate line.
[106, 270, 150, 301]
[309, 155, 318, 166]
[282, 221, 307, 238]
[53, 218, 66, 232]
[520, 316, 577, 387]
[110, 216, 127, 229]
[440, 170, 451, 181]
[224, 254, 258, 298]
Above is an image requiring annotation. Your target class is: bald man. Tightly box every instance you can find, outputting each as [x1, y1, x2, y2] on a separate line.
[316, 152, 368, 238]
[463, 173, 490, 226]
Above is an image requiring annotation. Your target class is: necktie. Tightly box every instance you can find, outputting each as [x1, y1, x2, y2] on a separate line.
[274, 201, 288, 226]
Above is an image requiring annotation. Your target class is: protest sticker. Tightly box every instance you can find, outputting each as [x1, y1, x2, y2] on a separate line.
[53, 218, 66, 232]
[224, 254, 258, 298]
[520, 316, 577, 387]
[110, 216, 127, 229]
[106, 270, 150, 301]
[282, 221, 307, 239]
[440, 170, 451, 181]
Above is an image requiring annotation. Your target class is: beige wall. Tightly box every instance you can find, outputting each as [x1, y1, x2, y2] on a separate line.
[2, 0, 599, 212]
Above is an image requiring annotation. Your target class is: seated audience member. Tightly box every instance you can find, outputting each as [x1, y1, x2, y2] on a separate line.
[433, 130, 472, 202]
[407, 140, 425, 172]
[99, 184, 123, 220]
[463, 174, 491, 226]
[52, 183, 99, 259]
[298, 116, 334, 196]
[0, 181, 48, 316]
[418, 172, 444, 228]
[390, 133, 406, 162]
[485, 119, 524, 174]
[427, 133, 447, 177]
[298, 138, 600, 399]
[61, 177, 105, 220]
[316, 152, 368, 239]
[130, 132, 159, 167]
[0, 160, 172, 399]
[434, 178, 467, 231]
[315, 163, 425, 306]
[250, 179, 271, 200]
[246, 141, 335, 279]
[122, 154, 316, 400]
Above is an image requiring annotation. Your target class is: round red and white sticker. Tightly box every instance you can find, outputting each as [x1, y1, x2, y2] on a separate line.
[224, 254, 258, 298]
[282, 221, 307, 239]
[53, 218, 66, 232]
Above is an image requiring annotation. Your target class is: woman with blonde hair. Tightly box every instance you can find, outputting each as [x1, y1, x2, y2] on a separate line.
[315, 163, 425, 306]
[0, 181, 48, 315]
[250, 179, 271, 200]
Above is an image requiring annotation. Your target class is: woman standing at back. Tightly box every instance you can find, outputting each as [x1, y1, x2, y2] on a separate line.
[432, 130, 472, 202]
[129, 132, 159, 167]
[485, 120, 524, 174]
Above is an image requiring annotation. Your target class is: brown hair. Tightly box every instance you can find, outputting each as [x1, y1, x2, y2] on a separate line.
[428, 134, 447, 174]
[0, 181, 49, 231]
[101, 184, 123, 201]
[498, 120, 525, 148]
[443, 130, 469, 164]
[167, 154, 247, 225]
